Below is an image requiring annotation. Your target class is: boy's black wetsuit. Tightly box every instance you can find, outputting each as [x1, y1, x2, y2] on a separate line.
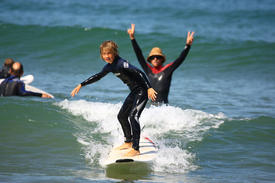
[131, 39, 191, 104]
[0, 76, 42, 97]
[80, 56, 151, 151]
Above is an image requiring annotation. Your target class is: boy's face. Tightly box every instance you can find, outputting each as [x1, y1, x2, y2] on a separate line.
[101, 50, 116, 64]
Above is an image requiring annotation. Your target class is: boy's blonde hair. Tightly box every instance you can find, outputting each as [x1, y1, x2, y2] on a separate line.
[100, 40, 119, 59]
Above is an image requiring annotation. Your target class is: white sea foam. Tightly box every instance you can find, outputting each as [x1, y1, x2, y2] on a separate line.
[57, 99, 226, 173]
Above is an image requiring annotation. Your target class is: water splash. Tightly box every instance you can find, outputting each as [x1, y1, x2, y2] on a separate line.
[57, 99, 226, 173]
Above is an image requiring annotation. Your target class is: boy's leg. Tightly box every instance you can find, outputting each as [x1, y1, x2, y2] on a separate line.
[128, 87, 148, 152]
[117, 91, 135, 145]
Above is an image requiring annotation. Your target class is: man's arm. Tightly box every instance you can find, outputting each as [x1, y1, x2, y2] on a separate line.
[168, 31, 194, 73]
[128, 24, 149, 73]
[17, 82, 42, 97]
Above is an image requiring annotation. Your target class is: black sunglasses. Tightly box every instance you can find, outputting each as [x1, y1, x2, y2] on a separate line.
[149, 55, 163, 61]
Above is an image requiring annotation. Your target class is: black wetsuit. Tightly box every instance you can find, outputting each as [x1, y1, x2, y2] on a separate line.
[0, 76, 42, 97]
[80, 56, 151, 150]
[0, 66, 11, 79]
[131, 39, 191, 104]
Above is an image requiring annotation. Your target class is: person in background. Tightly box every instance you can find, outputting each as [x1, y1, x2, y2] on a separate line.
[128, 24, 194, 104]
[0, 62, 52, 98]
[71, 40, 157, 157]
[0, 58, 15, 79]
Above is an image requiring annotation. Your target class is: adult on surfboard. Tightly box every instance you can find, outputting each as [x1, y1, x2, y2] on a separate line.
[0, 62, 52, 98]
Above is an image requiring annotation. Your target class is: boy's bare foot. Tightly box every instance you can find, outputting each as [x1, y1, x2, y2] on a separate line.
[114, 142, 132, 150]
[124, 148, 140, 157]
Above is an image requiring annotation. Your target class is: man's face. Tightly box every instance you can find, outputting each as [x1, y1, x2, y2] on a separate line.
[150, 56, 164, 67]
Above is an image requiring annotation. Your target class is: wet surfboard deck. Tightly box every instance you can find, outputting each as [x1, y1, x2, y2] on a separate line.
[102, 136, 158, 166]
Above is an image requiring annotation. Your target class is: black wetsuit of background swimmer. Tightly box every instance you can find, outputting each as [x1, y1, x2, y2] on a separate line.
[131, 39, 191, 104]
[0, 76, 42, 97]
[80, 56, 151, 151]
[0, 65, 10, 79]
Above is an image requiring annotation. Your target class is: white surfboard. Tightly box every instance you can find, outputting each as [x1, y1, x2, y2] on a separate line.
[0, 74, 34, 84]
[25, 85, 54, 98]
[103, 136, 158, 166]
[20, 74, 34, 84]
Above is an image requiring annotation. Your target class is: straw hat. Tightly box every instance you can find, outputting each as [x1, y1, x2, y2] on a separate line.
[147, 47, 166, 62]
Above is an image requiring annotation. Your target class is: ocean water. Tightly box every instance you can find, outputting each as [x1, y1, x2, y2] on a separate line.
[1, 0, 275, 182]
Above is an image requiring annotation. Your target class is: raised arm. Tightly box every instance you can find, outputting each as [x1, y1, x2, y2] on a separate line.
[169, 31, 195, 72]
[128, 24, 149, 73]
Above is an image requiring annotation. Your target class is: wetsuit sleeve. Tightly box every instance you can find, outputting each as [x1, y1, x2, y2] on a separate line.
[80, 66, 109, 87]
[124, 63, 152, 89]
[168, 44, 191, 73]
[17, 82, 42, 97]
[131, 39, 150, 74]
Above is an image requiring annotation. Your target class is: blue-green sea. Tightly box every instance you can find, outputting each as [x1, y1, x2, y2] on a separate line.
[1, 0, 275, 182]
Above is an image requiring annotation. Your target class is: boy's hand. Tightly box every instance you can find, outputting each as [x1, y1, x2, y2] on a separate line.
[148, 88, 157, 101]
[127, 24, 135, 40]
[71, 84, 82, 97]
[186, 31, 195, 45]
